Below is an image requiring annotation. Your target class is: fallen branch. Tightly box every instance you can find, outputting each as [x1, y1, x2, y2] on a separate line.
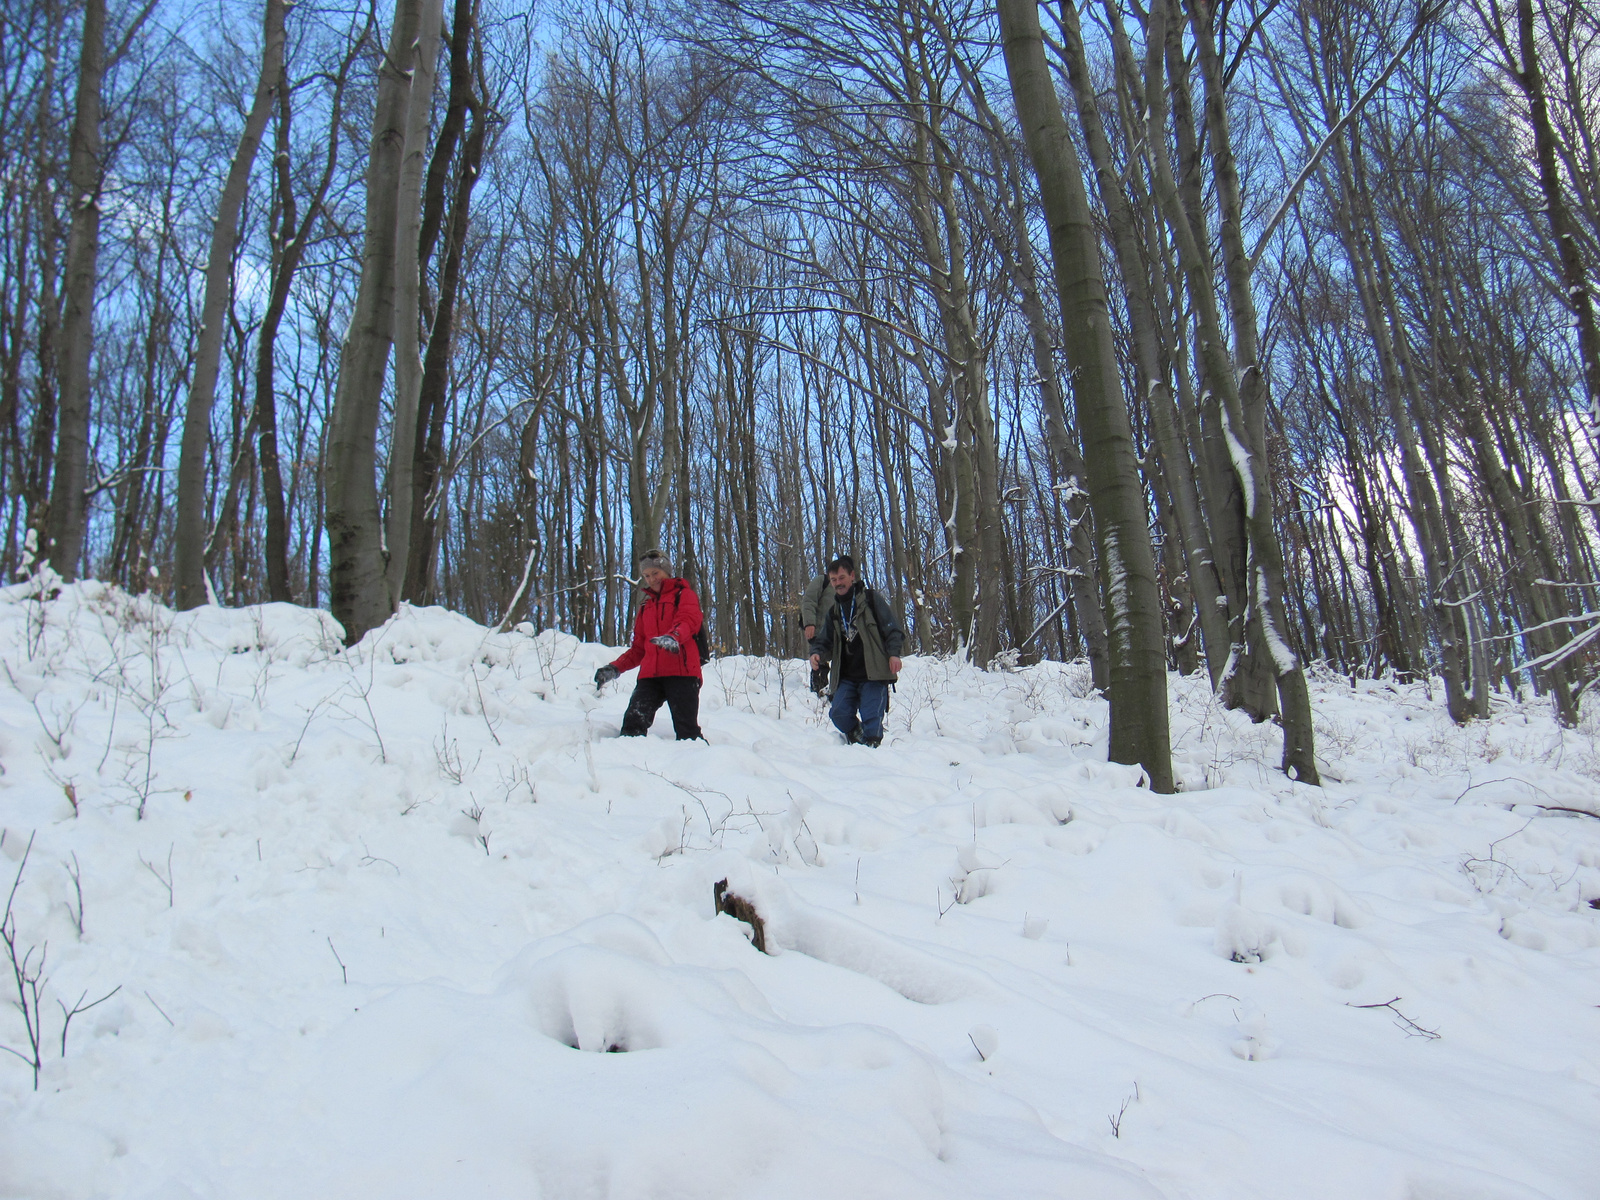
[1520, 803, 1600, 820]
[1346, 996, 1439, 1039]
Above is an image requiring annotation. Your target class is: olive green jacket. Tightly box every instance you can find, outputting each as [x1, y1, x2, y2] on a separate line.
[809, 582, 905, 691]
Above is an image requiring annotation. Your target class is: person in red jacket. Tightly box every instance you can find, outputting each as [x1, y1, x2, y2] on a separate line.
[594, 549, 705, 740]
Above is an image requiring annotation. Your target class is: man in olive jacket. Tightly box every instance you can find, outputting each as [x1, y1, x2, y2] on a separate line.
[807, 555, 905, 747]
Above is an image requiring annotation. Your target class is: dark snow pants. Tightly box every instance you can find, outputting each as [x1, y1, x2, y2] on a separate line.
[620, 677, 703, 740]
[829, 678, 888, 743]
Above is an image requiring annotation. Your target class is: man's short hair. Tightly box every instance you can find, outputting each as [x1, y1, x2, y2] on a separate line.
[827, 554, 856, 576]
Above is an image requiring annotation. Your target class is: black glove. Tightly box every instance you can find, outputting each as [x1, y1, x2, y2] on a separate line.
[650, 634, 681, 654]
[594, 664, 619, 688]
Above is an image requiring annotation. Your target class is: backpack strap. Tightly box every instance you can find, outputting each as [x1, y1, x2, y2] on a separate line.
[669, 583, 711, 662]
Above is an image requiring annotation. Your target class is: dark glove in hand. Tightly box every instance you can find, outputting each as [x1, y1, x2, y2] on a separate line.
[594, 664, 619, 687]
[650, 635, 681, 654]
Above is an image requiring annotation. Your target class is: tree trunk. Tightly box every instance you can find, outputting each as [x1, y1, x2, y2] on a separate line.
[900, 48, 1004, 660]
[256, 75, 303, 604]
[1159, 12, 1274, 718]
[998, 0, 1173, 792]
[173, 0, 286, 608]
[11, 0, 61, 564]
[1507, 0, 1600, 427]
[325, 0, 426, 642]
[1459, 398, 1579, 724]
[1322, 118, 1474, 718]
[384, 0, 444, 602]
[1062, 0, 1230, 686]
[43, 0, 106, 581]
[1185, 0, 1318, 780]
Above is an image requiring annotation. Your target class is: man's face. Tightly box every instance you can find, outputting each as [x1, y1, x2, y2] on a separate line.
[641, 565, 668, 592]
[829, 567, 856, 595]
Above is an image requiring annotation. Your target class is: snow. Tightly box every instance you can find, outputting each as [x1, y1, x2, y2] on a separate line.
[2, 582, 1599, 1199]
[1224, 420, 1257, 522]
[1256, 565, 1301, 676]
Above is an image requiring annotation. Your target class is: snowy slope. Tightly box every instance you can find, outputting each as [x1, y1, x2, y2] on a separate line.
[0, 580, 1597, 1199]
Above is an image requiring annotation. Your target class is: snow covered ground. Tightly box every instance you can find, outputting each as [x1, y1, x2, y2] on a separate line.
[0, 580, 1597, 1199]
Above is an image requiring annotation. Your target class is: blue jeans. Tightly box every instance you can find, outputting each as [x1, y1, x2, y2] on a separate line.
[830, 678, 888, 742]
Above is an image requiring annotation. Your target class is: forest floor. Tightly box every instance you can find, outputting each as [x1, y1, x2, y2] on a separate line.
[1, 581, 1597, 1199]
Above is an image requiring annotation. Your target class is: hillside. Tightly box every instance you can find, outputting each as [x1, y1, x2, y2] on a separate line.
[1, 582, 1597, 1199]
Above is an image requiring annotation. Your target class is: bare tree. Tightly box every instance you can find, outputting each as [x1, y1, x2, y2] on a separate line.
[1471, 0, 1600, 430]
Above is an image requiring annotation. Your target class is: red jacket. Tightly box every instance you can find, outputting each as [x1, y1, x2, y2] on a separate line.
[611, 577, 704, 680]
